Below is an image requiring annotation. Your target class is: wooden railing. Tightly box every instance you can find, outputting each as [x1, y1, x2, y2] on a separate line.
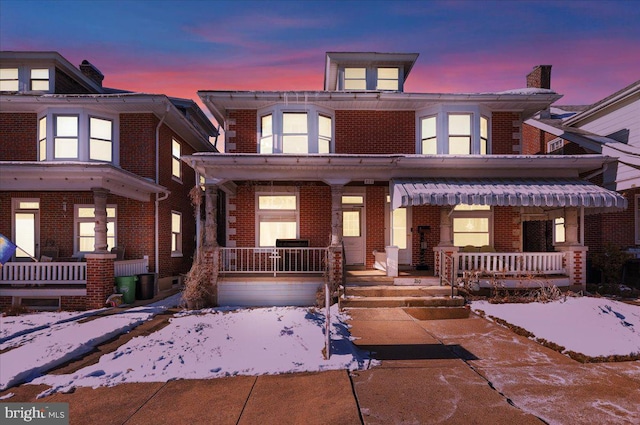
[114, 257, 149, 277]
[0, 262, 87, 285]
[456, 252, 566, 275]
[219, 247, 327, 276]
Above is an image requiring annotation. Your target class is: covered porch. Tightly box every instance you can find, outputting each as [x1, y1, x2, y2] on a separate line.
[185, 154, 627, 302]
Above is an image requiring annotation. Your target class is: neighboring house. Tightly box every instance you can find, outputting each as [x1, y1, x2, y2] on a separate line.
[184, 52, 626, 306]
[524, 79, 640, 277]
[0, 51, 218, 310]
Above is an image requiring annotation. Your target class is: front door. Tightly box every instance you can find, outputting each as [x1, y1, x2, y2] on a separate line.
[392, 206, 412, 265]
[343, 207, 365, 265]
[12, 199, 40, 261]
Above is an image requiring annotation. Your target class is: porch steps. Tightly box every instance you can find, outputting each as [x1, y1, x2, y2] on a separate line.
[341, 284, 469, 319]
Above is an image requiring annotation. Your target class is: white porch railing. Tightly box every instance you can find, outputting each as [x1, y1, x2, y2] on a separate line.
[114, 257, 149, 277]
[456, 252, 566, 275]
[219, 248, 327, 276]
[0, 262, 87, 285]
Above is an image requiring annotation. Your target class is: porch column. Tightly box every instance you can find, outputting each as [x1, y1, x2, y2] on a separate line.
[330, 184, 344, 246]
[433, 206, 458, 277]
[204, 184, 218, 248]
[564, 207, 580, 245]
[92, 188, 109, 253]
[557, 207, 587, 291]
[85, 252, 116, 309]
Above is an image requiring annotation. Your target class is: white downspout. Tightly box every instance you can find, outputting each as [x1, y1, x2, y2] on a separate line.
[155, 104, 170, 275]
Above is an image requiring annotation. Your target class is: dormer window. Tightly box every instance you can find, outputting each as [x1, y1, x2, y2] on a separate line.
[340, 67, 403, 91]
[0, 68, 19, 91]
[30, 69, 50, 91]
[344, 68, 367, 90]
[376, 68, 399, 91]
[0, 66, 52, 93]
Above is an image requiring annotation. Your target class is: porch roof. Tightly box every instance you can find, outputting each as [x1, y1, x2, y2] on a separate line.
[390, 177, 627, 213]
[0, 162, 168, 202]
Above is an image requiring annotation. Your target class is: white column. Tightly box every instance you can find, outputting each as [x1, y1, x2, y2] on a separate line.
[92, 188, 109, 253]
[438, 206, 453, 246]
[330, 184, 344, 246]
[564, 207, 579, 246]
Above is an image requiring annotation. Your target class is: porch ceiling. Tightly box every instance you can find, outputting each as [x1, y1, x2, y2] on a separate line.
[390, 177, 627, 213]
[0, 162, 168, 202]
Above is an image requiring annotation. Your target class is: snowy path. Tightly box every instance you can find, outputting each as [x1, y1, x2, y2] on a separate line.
[0, 293, 181, 391]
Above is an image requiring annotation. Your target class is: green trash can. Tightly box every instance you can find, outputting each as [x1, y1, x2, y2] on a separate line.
[115, 276, 137, 304]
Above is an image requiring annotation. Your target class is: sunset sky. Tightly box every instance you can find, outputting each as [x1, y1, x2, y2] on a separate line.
[1, 0, 639, 110]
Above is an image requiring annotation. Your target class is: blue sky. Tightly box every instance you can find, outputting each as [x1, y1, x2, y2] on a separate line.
[1, 0, 638, 106]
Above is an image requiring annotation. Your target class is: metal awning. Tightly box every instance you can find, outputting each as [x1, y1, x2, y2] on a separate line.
[391, 177, 627, 213]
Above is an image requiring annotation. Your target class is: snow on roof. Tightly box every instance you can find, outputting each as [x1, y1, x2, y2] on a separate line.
[492, 88, 557, 95]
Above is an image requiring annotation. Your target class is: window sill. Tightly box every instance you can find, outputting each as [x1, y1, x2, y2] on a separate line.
[171, 252, 183, 258]
[172, 176, 183, 184]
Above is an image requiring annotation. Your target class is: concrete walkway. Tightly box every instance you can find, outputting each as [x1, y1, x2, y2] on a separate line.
[2, 308, 639, 424]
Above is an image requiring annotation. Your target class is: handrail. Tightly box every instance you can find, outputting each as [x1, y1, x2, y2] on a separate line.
[439, 251, 456, 298]
[219, 247, 328, 276]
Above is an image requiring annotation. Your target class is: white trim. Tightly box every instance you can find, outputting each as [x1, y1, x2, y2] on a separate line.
[416, 105, 492, 155]
[74, 204, 117, 254]
[171, 210, 183, 257]
[11, 198, 40, 260]
[256, 105, 334, 154]
[254, 188, 300, 247]
[37, 107, 120, 166]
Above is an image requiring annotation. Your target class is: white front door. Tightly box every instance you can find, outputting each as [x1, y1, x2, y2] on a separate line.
[12, 199, 40, 261]
[392, 206, 412, 265]
[343, 207, 365, 265]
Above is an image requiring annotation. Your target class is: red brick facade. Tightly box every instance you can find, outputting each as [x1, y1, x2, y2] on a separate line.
[491, 112, 521, 155]
[0, 113, 37, 160]
[335, 111, 416, 154]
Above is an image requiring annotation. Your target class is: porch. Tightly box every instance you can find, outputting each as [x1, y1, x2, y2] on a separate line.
[0, 258, 149, 309]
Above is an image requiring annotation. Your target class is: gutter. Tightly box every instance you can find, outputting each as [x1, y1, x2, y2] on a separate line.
[155, 103, 171, 276]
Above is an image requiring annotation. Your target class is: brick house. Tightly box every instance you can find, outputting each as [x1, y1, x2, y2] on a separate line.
[0, 51, 218, 310]
[523, 75, 640, 280]
[185, 52, 626, 306]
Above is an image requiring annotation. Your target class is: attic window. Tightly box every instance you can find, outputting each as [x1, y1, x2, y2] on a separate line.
[344, 68, 366, 90]
[30, 69, 50, 91]
[0, 68, 19, 91]
[376, 68, 399, 91]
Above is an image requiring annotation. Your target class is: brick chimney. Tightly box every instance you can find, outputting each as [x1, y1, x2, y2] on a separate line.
[79, 60, 104, 87]
[526, 65, 552, 89]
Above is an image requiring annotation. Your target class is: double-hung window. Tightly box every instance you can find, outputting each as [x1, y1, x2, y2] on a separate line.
[30, 69, 50, 91]
[376, 68, 399, 91]
[38, 109, 118, 164]
[282, 113, 308, 154]
[171, 211, 182, 256]
[420, 116, 437, 155]
[0, 68, 19, 91]
[451, 204, 492, 247]
[172, 139, 182, 180]
[54, 115, 79, 159]
[417, 107, 491, 155]
[344, 68, 367, 90]
[256, 191, 299, 247]
[448, 114, 472, 155]
[554, 217, 566, 244]
[75, 205, 116, 253]
[258, 108, 333, 154]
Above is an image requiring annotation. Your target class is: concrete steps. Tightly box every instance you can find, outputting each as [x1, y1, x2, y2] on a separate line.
[341, 281, 469, 319]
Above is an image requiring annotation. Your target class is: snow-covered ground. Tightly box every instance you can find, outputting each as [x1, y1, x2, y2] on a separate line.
[0, 297, 372, 398]
[472, 297, 640, 357]
[3, 294, 637, 400]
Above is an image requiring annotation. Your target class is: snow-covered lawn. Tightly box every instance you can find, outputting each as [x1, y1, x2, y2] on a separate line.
[0, 309, 106, 343]
[0, 297, 372, 398]
[472, 297, 640, 358]
[0, 293, 181, 391]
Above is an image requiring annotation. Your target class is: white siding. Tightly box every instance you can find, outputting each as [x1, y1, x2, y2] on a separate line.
[578, 98, 640, 147]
